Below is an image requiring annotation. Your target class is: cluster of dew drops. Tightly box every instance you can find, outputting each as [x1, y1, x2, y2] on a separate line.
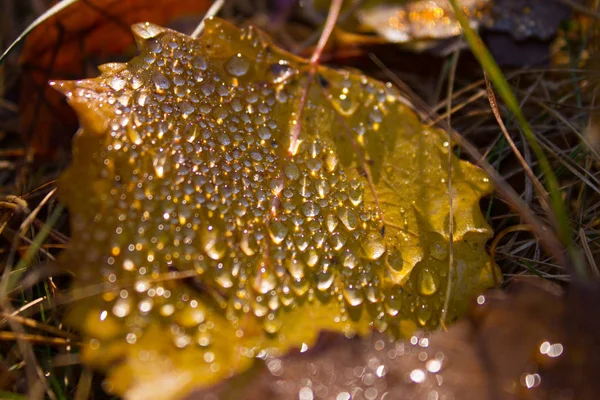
[60, 21, 442, 358]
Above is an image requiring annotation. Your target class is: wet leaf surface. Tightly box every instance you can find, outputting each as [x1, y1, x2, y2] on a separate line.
[53, 18, 497, 398]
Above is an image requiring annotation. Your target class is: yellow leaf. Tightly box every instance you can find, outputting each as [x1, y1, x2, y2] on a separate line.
[54, 18, 499, 398]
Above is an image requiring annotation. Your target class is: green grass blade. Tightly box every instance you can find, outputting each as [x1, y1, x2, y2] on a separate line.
[0, 203, 65, 301]
[448, 0, 585, 277]
[0, 0, 79, 65]
[0, 390, 26, 400]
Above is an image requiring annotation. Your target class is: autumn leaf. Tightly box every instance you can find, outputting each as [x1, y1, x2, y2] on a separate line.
[19, 0, 212, 158]
[52, 18, 498, 399]
[187, 278, 600, 400]
[356, 0, 491, 44]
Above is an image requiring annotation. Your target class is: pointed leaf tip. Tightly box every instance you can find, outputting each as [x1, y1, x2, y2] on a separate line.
[48, 79, 76, 96]
[131, 22, 168, 39]
[97, 62, 128, 74]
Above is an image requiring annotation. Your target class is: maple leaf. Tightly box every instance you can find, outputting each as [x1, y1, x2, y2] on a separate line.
[52, 18, 498, 399]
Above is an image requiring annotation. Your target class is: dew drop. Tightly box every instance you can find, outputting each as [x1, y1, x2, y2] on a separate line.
[429, 241, 448, 261]
[306, 158, 322, 173]
[331, 93, 359, 116]
[326, 213, 339, 233]
[308, 142, 322, 157]
[279, 284, 295, 306]
[316, 179, 330, 198]
[226, 54, 250, 77]
[240, 233, 258, 256]
[268, 61, 295, 83]
[197, 331, 211, 346]
[343, 284, 364, 307]
[215, 264, 234, 289]
[179, 101, 195, 117]
[316, 268, 334, 291]
[268, 293, 280, 311]
[299, 176, 312, 198]
[173, 333, 191, 349]
[285, 164, 300, 180]
[193, 55, 208, 70]
[152, 71, 170, 90]
[185, 126, 198, 143]
[326, 153, 339, 172]
[268, 177, 284, 195]
[305, 249, 319, 267]
[286, 258, 305, 279]
[258, 126, 272, 140]
[295, 235, 309, 252]
[386, 249, 404, 271]
[365, 282, 381, 303]
[264, 313, 283, 334]
[252, 298, 269, 317]
[200, 81, 215, 96]
[342, 251, 359, 269]
[385, 293, 401, 316]
[112, 299, 131, 318]
[418, 269, 439, 296]
[291, 277, 310, 296]
[200, 226, 226, 260]
[127, 125, 142, 145]
[130, 75, 143, 90]
[107, 76, 127, 91]
[252, 268, 277, 294]
[362, 232, 386, 260]
[268, 221, 288, 245]
[349, 188, 363, 206]
[338, 208, 358, 231]
[302, 202, 320, 217]
[329, 232, 347, 251]
[369, 108, 383, 123]
[417, 305, 432, 326]
[152, 153, 167, 178]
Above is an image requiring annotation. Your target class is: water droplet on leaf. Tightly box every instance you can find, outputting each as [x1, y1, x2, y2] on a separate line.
[226, 54, 250, 77]
[362, 232, 386, 260]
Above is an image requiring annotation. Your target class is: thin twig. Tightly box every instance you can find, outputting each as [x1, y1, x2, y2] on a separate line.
[0, 313, 77, 340]
[441, 50, 459, 330]
[0, 331, 77, 346]
[579, 228, 599, 276]
[190, 0, 226, 39]
[484, 74, 551, 212]
[288, 0, 343, 155]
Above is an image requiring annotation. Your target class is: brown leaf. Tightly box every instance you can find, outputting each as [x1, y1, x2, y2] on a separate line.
[19, 0, 212, 158]
[187, 278, 600, 399]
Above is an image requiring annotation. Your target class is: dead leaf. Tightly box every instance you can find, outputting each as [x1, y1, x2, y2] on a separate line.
[356, 0, 491, 44]
[19, 0, 212, 158]
[53, 18, 497, 398]
[187, 278, 600, 399]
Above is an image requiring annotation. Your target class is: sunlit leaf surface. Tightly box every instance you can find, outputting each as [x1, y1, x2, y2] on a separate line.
[53, 18, 498, 399]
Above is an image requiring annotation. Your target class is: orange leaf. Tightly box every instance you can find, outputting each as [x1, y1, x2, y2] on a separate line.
[19, 0, 212, 158]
